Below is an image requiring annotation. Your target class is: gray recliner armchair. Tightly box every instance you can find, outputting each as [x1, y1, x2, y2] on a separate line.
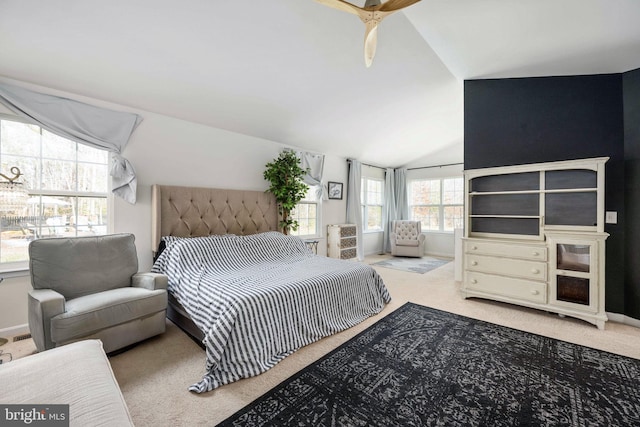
[390, 220, 425, 257]
[28, 233, 168, 353]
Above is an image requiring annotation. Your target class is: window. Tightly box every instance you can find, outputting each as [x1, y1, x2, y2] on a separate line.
[409, 177, 463, 232]
[0, 116, 110, 269]
[361, 178, 383, 231]
[290, 187, 320, 237]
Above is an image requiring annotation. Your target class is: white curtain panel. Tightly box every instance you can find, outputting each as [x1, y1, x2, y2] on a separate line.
[346, 159, 364, 261]
[0, 82, 142, 204]
[296, 150, 326, 201]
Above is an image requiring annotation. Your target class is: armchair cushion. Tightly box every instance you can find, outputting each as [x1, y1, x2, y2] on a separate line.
[29, 233, 138, 300]
[50, 287, 167, 343]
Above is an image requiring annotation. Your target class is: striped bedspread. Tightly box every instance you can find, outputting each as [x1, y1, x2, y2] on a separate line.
[152, 231, 391, 393]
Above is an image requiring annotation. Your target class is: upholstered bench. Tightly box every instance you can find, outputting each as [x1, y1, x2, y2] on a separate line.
[0, 339, 133, 426]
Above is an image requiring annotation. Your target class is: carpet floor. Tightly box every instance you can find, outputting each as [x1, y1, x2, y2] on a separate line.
[218, 302, 640, 426]
[4, 255, 640, 426]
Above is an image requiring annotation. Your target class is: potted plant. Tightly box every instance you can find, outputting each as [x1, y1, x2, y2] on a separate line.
[263, 151, 308, 234]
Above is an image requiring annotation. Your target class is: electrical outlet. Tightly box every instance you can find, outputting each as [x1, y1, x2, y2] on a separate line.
[605, 211, 617, 224]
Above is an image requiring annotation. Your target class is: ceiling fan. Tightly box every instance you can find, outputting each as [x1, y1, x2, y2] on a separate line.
[315, 0, 421, 67]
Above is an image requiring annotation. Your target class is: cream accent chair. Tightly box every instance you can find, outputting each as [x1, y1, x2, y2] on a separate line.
[390, 220, 425, 257]
[28, 233, 168, 353]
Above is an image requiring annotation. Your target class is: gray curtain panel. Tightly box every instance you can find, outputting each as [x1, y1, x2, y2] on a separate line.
[0, 82, 142, 204]
[382, 168, 397, 253]
[395, 168, 409, 219]
[346, 159, 364, 261]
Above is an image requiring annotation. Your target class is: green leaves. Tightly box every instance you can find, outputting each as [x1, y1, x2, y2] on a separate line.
[263, 151, 309, 234]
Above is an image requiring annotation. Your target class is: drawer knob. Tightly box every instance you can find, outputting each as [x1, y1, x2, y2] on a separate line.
[471, 279, 477, 284]
[531, 268, 540, 274]
[471, 261, 478, 266]
[472, 246, 478, 250]
[532, 251, 539, 256]
[531, 290, 539, 295]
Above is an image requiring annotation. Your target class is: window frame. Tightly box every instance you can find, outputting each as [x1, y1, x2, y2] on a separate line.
[0, 114, 112, 273]
[361, 177, 384, 233]
[409, 176, 464, 233]
[289, 187, 321, 238]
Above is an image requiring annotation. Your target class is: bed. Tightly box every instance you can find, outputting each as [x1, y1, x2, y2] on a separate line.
[150, 184, 391, 393]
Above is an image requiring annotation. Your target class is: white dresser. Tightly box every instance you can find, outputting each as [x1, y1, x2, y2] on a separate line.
[327, 224, 357, 260]
[462, 157, 609, 329]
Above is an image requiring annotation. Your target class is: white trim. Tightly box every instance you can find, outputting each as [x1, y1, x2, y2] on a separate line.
[606, 312, 640, 329]
[0, 323, 29, 338]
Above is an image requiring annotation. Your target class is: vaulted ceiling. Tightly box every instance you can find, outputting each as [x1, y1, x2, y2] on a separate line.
[1, 0, 639, 167]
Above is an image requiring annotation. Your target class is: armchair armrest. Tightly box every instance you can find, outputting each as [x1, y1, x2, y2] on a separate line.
[132, 272, 168, 291]
[418, 233, 425, 243]
[28, 289, 65, 352]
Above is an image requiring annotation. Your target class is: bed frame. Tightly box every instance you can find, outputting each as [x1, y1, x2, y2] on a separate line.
[151, 184, 279, 344]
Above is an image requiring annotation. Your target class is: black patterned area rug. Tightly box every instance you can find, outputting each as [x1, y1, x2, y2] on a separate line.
[217, 302, 640, 427]
[372, 256, 451, 274]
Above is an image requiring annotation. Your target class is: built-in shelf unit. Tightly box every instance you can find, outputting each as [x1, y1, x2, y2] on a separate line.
[462, 157, 609, 329]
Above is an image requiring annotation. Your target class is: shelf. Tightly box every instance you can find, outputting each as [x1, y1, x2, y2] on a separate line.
[470, 215, 540, 219]
[469, 190, 540, 196]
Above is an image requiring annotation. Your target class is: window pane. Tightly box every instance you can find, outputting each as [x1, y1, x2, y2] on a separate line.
[78, 162, 108, 192]
[444, 206, 464, 231]
[410, 180, 440, 205]
[78, 143, 109, 163]
[412, 206, 440, 231]
[290, 202, 317, 236]
[367, 206, 382, 230]
[367, 180, 383, 205]
[2, 155, 39, 191]
[443, 177, 464, 204]
[41, 159, 76, 191]
[1, 120, 40, 156]
[75, 197, 108, 236]
[42, 130, 76, 160]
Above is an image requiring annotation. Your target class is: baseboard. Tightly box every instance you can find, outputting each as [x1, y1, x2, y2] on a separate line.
[424, 251, 454, 259]
[606, 312, 640, 328]
[0, 323, 29, 338]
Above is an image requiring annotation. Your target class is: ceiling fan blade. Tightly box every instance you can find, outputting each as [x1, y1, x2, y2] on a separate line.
[363, 21, 378, 68]
[378, 0, 421, 12]
[315, 0, 361, 15]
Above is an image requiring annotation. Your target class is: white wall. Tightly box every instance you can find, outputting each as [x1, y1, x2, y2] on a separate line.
[0, 79, 349, 329]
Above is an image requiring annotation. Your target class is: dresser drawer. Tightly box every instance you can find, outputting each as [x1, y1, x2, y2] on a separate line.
[340, 226, 357, 237]
[465, 240, 547, 261]
[466, 254, 547, 281]
[340, 237, 356, 248]
[340, 248, 356, 259]
[465, 271, 547, 304]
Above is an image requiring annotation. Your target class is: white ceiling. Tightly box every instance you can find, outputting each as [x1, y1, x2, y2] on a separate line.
[1, 0, 639, 168]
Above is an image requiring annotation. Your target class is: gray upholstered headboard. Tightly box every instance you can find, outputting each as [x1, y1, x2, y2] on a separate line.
[151, 184, 279, 252]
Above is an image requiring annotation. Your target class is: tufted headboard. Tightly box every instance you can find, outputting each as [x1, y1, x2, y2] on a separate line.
[151, 184, 279, 252]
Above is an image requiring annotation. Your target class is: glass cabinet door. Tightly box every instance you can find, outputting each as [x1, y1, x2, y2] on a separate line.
[548, 238, 598, 312]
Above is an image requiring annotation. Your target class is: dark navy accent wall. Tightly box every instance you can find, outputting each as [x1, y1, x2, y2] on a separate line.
[464, 74, 627, 316]
[623, 68, 640, 319]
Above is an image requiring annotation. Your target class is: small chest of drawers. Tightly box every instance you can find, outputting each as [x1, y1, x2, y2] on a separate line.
[327, 224, 357, 260]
